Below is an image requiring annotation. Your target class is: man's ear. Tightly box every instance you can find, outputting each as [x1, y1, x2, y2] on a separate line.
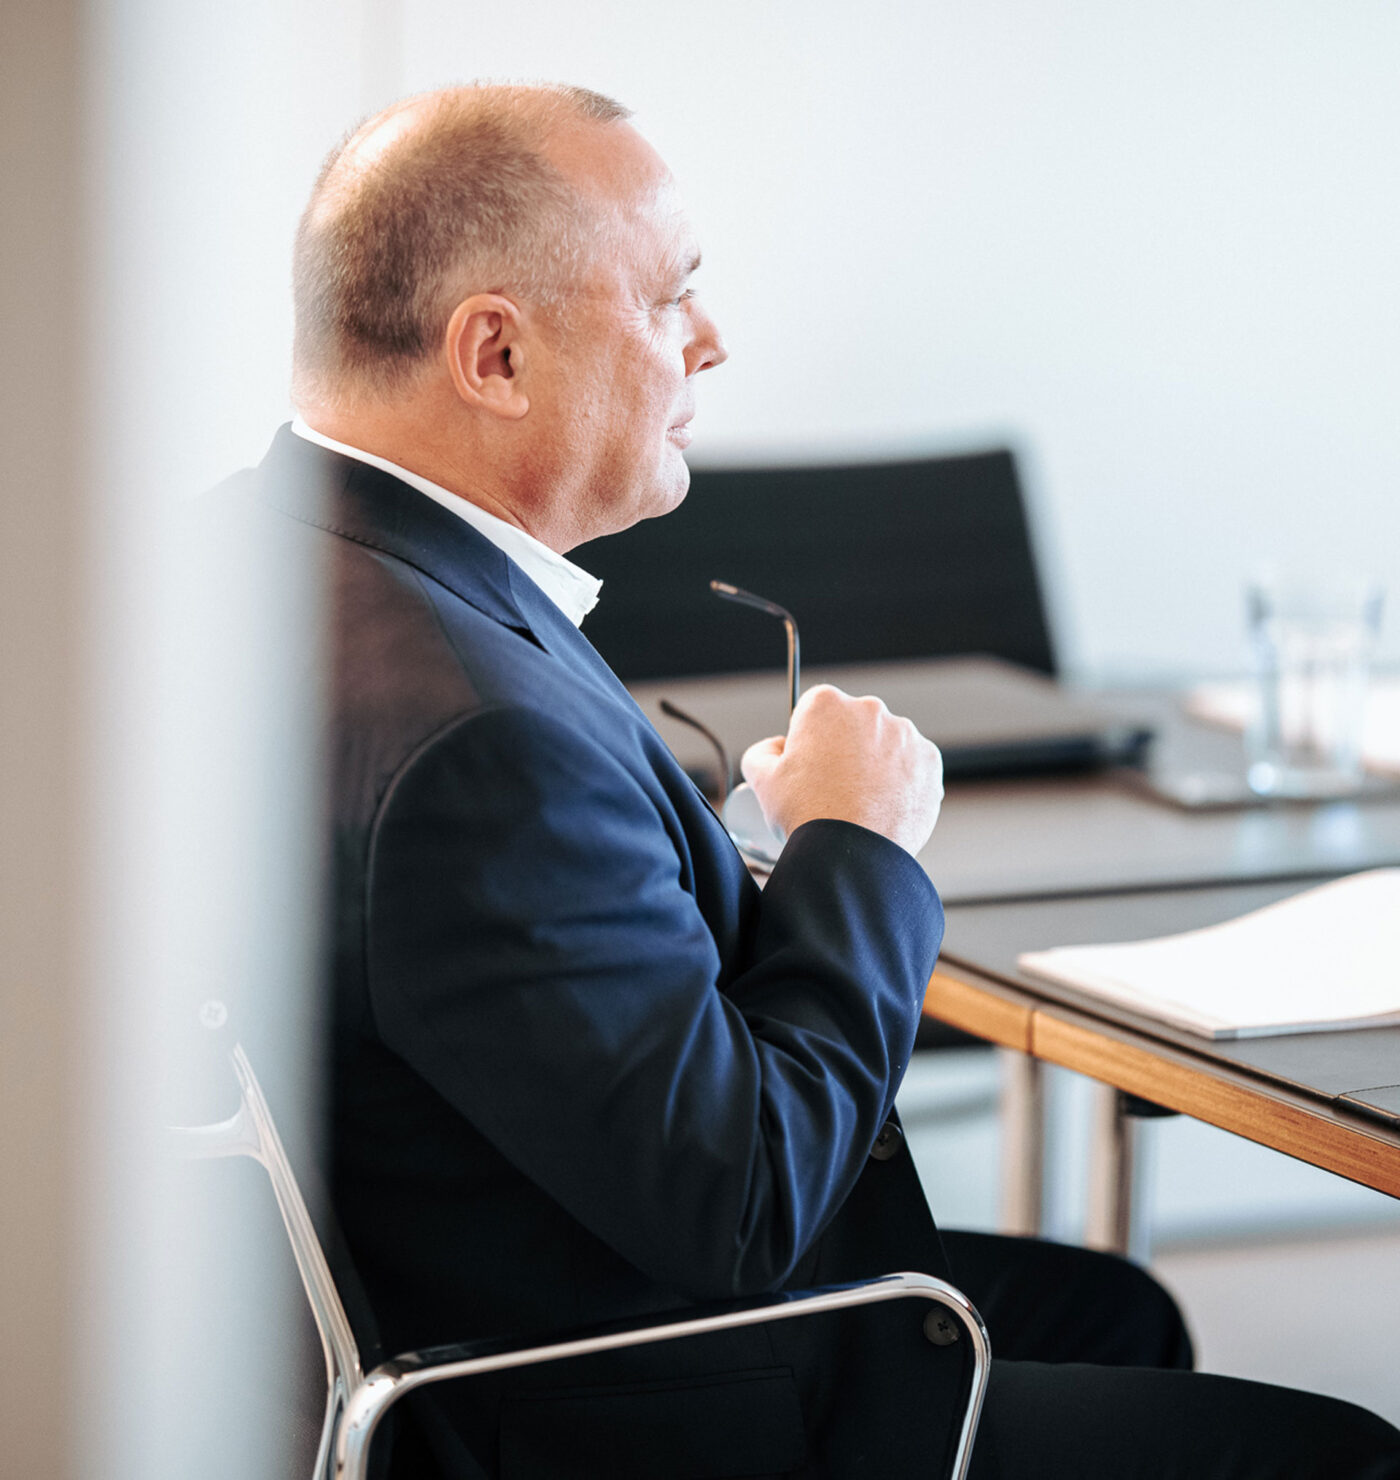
[443, 294, 531, 420]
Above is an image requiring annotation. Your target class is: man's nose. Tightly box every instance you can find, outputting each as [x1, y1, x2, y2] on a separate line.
[685, 303, 728, 376]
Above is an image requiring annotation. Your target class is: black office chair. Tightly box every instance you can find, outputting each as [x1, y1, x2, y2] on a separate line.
[572, 448, 1056, 682]
[171, 1008, 991, 1480]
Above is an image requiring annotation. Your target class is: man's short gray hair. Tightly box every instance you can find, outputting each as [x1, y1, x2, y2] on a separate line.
[291, 83, 631, 405]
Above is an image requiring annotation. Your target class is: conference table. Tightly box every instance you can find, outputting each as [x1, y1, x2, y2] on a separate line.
[630, 666, 1400, 1252]
[923, 690, 1400, 1251]
[928, 881, 1400, 1249]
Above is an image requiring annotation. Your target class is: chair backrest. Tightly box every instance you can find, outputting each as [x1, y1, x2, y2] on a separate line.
[571, 448, 1056, 680]
[171, 1036, 360, 1480]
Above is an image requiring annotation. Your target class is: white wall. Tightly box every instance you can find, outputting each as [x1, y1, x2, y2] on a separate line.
[401, 0, 1400, 683]
[203, 1, 1400, 686]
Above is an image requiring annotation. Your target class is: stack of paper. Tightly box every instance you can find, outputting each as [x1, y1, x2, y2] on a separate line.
[1186, 676, 1400, 776]
[1017, 869, 1400, 1039]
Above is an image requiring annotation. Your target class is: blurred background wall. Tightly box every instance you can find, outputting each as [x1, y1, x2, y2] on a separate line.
[173, 0, 1400, 685]
[2, 2, 1397, 1474]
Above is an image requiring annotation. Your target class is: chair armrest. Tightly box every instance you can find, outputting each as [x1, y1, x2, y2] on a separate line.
[337, 1270, 989, 1480]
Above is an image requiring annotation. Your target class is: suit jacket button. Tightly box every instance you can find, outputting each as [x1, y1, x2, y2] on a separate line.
[870, 1120, 903, 1161]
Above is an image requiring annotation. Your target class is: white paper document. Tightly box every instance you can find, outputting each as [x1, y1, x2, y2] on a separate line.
[1016, 869, 1400, 1039]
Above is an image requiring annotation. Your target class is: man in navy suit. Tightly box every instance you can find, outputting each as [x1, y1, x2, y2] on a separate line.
[245, 82, 1400, 1478]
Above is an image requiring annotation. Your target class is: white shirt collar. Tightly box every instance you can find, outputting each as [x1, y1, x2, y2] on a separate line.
[289, 417, 602, 627]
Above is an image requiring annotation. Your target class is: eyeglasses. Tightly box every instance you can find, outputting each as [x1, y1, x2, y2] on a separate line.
[661, 582, 800, 869]
[708, 581, 801, 717]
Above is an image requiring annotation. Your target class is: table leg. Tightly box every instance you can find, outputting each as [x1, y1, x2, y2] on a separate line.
[998, 1048, 1045, 1236]
[1085, 1083, 1140, 1255]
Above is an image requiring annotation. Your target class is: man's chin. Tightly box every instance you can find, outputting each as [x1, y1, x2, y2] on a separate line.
[638, 463, 691, 523]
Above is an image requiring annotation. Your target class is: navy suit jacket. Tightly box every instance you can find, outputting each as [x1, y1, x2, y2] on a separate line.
[234, 427, 967, 1478]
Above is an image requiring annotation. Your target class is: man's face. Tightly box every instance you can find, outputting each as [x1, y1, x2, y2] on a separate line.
[532, 123, 727, 547]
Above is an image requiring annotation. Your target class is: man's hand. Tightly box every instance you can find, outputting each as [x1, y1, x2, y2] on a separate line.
[739, 684, 944, 857]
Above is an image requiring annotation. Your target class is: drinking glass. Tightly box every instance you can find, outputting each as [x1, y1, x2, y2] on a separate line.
[1244, 570, 1384, 798]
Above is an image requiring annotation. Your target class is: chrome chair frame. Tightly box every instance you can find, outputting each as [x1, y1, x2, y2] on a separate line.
[174, 1043, 991, 1480]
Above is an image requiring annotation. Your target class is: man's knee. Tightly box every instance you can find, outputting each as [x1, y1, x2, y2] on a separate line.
[975, 1362, 1400, 1479]
[941, 1230, 1193, 1369]
[1084, 1247, 1193, 1369]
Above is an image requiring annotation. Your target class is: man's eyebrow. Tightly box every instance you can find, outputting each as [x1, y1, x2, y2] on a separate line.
[654, 250, 701, 296]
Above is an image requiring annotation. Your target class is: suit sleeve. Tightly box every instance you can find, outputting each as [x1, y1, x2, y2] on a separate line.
[364, 703, 944, 1300]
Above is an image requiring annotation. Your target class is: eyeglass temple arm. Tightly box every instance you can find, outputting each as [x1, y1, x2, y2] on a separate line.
[709, 581, 801, 718]
[658, 699, 732, 805]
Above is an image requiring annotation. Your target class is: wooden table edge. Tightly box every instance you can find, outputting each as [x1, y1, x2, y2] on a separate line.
[924, 963, 1400, 1199]
[924, 967, 1034, 1052]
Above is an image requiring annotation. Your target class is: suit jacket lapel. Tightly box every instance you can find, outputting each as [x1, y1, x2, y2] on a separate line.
[255, 426, 646, 715]
[499, 556, 647, 711]
[256, 424, 535, 638]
